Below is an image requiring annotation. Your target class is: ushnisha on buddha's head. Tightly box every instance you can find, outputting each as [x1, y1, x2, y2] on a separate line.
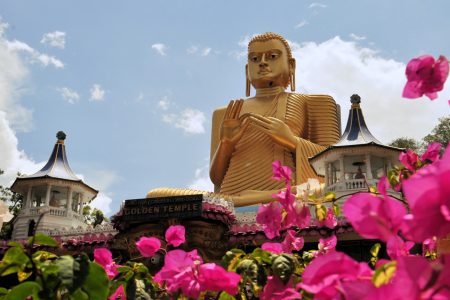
[246, 32, 296, 96]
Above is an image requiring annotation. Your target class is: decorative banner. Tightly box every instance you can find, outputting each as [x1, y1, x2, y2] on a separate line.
[122, 195, 203, 221]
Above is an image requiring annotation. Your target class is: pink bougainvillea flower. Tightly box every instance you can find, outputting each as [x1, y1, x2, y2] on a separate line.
[94, 248, 126, 300]
[262, 242, 283, 254]
[421, 142, 442, 163]
[386, 235, 414, 260]
[154, 249, 203, 297]
[281, 229, 304, 253]
[298, 251, 372, 299]
[366, 255, 450, 299]
[316, 208, 337, 229]
[283, 200, 311, 230]
[94, 248, 118, 278]
[403, 55, 449, 100]
[136, 236, 161, 257]
[272, 160, 292, 185]
[198, 263, 240, 296]
[256, 201, 283, 239]
[343, 190, 407, 241]
[317, 235, 337, 256]
[165, 225, 185, 247]
[399, 149, 419, 171]
[402, 144, 450, 241]
[109, 285, 126, 300]
[272, 188, 295, 209]
[261, 276, 301, 300]
[423, 237, 437, 254]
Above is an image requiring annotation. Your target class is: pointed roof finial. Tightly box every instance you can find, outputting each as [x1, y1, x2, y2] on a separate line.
[57, 131, 66, 141]
[350, 94, 361, 104]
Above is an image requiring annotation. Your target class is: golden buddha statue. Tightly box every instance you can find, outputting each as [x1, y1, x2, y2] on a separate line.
[148, 32, 340, 207]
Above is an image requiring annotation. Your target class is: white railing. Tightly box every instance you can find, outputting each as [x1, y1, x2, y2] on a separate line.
[49, 207, 67, 217]
[326, 179, 379, 193]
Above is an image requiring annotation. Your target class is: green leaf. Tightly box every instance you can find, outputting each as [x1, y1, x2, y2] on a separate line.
[56, 256, 76, 289]
[370, 243, 381, 257]
[324, 191, 336, 202]
[315, 204, 327, 221]
[80, 262, 109, 300]
[29, 233, 58, 247]
[70, 289, 89, 300]
[369, 186, 377, 194]
[5, 282, 41, 300]
[332, 203, 341, 216]
[7, 241, 23, 249]
[251, 248, 272, 264]
[0, 247, 29, 276]
[372, 261, 396, 287]
[117, 266, 132, 273]
[218, 291, 237, 300]
[32, 251, 57, 263]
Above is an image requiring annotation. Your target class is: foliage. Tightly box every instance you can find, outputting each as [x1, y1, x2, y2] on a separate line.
[0, 170, 23, 240]
[388, 136, 423, 152]
[82, 205, 107, 227]
[423, 115, 450, 149]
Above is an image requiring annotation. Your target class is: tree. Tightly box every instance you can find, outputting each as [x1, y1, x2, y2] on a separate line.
[389, 137, 423, 152]
[82, 205, 106, 227]
[423, 115, 450, 149]
[0, 170, 23, 240]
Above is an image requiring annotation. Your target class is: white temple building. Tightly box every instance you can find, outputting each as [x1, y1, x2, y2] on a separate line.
[309, 94, 403, 203]
[10, 131, 98, 240]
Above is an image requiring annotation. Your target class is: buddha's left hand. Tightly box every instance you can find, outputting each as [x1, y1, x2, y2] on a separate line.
[247, 113, 297, 151]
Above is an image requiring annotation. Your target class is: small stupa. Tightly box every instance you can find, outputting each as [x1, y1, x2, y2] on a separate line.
[10, 131, 98, 240]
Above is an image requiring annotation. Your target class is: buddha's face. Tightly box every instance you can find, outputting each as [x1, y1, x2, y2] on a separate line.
[247, 39, 292, 89]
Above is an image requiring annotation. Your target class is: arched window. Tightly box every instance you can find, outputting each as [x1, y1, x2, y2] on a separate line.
[28, 219, 36, 237]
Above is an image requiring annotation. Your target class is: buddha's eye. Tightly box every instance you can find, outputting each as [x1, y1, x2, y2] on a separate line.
[267, 51, 280, 60]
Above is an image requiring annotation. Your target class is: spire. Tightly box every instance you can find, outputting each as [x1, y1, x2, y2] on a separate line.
[21, 131, 81, 181]
[333, 94, 383, 146]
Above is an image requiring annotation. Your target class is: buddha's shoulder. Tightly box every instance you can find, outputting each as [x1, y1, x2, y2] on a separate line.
[286, 92, 335, 103]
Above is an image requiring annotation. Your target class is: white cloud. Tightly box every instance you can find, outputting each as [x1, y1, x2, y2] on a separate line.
[157, 96, 171, 110]
[151, 43, 167, 56]
[162, 108, 206, 134]
[187, 45, 198, 54]
[57, 87, 80, 104]
[232, 35, 254, 60]
[295, 20, 308, 29]
[201, 47, 212, 56]
[89, 84, 105, 101]
[187, 45, 212, 56]
[90, 193, 113, 215]
[6, 39, 64, 69]
[349, 33, 367, 41]
[291, 36, 450, 143]
[82, 169, 120, 215]
[309, 2, 327, 8]
[188, 163, 214, 191]
[40, 31, 66, 49]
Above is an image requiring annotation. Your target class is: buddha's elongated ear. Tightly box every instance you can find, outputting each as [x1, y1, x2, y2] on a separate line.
[245, 64, 251, 97]
[289, 58, 296, 92]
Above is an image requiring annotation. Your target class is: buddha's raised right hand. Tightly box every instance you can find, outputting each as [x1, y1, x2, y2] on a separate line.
[220, 99, 250, 145]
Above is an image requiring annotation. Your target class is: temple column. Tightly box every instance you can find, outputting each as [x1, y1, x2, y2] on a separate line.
[326, 163, 330, 185]
[67, 187, 73, 216]
[45, 184, 52, 206]
[339, 156, 345, 182]
[365, 154, 373, 180]
[26, 186, 32, 209]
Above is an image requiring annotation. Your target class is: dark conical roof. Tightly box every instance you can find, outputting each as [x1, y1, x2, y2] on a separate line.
[24, 131, 80, 181]
[333, 94, 383, 146]
[11, 132, 97, 193]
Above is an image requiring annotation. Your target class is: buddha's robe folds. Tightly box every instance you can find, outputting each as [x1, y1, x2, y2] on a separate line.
[211, 93, 340, 194]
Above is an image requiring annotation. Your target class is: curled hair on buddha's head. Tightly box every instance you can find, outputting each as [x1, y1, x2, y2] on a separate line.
[248, 32, 293, 60]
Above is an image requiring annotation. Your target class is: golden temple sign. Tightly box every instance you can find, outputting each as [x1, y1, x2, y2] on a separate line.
[123, 195, 203, 221]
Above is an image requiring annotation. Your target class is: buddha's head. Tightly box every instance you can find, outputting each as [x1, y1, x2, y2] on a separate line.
[246, 32, 296, 94]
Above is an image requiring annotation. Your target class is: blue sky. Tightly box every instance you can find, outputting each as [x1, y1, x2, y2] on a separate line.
[1, 0, 449, 215]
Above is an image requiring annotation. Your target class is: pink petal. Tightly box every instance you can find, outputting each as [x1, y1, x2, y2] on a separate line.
[198, 263, 240, 295]
[262, 242, 283, 254]
[94, 248, 113, 267]
[136, 236, 161, 257]
[165, 225, 186, 247]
